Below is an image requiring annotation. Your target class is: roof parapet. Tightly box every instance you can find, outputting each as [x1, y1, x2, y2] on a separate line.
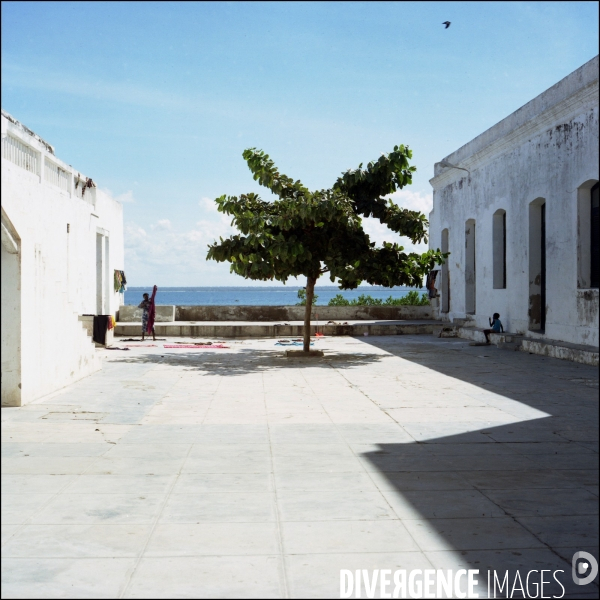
[1, 109, 55, 155]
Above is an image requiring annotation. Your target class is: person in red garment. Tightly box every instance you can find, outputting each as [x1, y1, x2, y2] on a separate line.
[138, 285, 157, 341]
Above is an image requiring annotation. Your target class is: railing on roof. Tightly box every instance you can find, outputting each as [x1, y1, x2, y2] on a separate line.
[73, 174, 96, 201]
[2, 130, 96, 204]
[44, 158, 71, 193]
[2, 134, 40, 175]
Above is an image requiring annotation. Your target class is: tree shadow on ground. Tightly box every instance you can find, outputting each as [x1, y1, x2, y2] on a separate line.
[108, 347, 386, 376]
[355, 335, 599, 597]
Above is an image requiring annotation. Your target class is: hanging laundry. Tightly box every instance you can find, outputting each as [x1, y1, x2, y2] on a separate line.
[113, 270, 128, 293]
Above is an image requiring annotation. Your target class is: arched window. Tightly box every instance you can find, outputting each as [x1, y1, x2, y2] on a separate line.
[577, 180, 599, 289]
[465, 219, 476, 314]
[591, 183, 599, 288]
[441, 228, 450, 312]
[529, 198, 546, 331]
[493, 210, 507, 289]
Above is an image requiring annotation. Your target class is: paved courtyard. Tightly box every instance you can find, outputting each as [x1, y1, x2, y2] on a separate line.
[2, 335, 598, 598]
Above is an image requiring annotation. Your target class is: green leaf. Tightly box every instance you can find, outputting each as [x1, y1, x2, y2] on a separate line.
[206, 146, 447, 301]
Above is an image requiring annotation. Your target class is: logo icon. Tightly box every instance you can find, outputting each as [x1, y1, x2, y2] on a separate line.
[572, 551, 598, 586]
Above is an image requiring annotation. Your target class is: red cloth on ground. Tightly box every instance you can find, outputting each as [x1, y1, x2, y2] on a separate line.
[163, 345, 229, 349]
[147, 285, 157, 334]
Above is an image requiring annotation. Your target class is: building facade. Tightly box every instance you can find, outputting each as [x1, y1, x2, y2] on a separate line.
[1, 110, 125, 407]
[429, 56, 599, 349]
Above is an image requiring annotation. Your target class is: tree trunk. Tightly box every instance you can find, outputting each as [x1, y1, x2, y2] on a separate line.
[303, 276, 316, 352]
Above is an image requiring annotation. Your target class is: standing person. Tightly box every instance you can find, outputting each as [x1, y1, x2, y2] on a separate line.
[483, 312, 504, 344]
[138, 292, 156, 341]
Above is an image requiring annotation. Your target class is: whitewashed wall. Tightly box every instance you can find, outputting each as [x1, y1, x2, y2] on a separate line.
[429, 56, 599, 348]
[1, 111, 125, 406]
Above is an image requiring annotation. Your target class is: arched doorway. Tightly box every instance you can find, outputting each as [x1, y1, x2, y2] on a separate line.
[1, 208, 22, 407]
[528, 198, 546, 331]
[441, 228, 450, 313]
[465, 219, 476, 315]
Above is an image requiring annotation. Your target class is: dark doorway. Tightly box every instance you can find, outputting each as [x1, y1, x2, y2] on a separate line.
[465, 220, 476, 314]
[528, 199, 546, 331]
[591, 183, 599, 288]
[493, 210, 507, 289]
[441, 228, 450, 313]
[540, 203, 546, 331]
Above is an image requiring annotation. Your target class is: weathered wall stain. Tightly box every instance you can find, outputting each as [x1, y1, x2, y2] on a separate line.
[528, 293, 542, 326]
[577, 290, 599, 324]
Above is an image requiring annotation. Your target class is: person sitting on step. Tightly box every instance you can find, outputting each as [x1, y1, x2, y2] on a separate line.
[484, 313, 503, 344]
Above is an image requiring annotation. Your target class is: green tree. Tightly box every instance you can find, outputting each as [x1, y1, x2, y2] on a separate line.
[296, 288, 318, 306]
[393, 290, 429, 306]
[207, 146, 447, 352]
[326, 291, 429, 306]
[328, 294, 351, 306]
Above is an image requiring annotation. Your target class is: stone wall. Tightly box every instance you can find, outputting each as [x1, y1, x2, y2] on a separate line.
[117, 304, 432, 322]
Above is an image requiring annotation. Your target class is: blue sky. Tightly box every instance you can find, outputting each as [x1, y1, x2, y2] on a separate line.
[2, 1, 598, 286]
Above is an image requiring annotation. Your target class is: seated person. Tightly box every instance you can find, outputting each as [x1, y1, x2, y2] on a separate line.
[484, 313, 503, 344]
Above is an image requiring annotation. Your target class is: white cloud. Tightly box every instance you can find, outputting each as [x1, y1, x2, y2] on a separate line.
[4, 63, 193, 111]
[114, 190, 135, 203]
[387, 188, 433, 215]
[198, 196, 237, 238]
[124, 209, 238, 284]
[124, 191, 433, 285]
[361, 189, 433, 253]
[100, 188, 135, 203]
[151, 219, 172, 231]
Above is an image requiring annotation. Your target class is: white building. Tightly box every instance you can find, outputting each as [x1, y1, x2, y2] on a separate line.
[429, 56, 599, 353]
[1, 110, 125, 407]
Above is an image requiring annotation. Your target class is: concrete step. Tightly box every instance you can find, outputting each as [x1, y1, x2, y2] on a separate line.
[432, 325, 458, 338]
[453, 325, 598, 365]
[78, 315, 94, 337]
[451, 318, 468, 326]
[115, 320, 442, 339]
[78, 315, 115, 348]
[520, 337, 598, 366]
[457, 326, 521, 346]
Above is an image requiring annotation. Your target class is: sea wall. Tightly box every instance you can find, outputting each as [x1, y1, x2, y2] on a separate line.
[117, 305, 432, 322]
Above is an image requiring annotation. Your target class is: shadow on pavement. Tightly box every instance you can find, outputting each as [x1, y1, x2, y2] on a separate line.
[109, 347, 386, 376]
[357, 336, 599, 598]
[108, 335, 599, 596]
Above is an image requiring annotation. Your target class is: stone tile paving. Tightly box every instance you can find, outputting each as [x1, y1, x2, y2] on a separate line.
[1, 335, 598, 598]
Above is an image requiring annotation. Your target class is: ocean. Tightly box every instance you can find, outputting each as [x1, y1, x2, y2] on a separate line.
[124, 286, 426, 306]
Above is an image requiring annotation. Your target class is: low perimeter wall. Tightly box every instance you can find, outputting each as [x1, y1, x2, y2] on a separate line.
[118, 305, 176, 322]
[118, 305, 432, 322]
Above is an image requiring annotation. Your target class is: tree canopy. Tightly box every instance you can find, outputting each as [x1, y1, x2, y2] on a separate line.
[207, 146, 447, 351]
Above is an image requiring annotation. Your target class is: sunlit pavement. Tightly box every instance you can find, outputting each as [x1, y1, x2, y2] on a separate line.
[2, 335, 598, 599]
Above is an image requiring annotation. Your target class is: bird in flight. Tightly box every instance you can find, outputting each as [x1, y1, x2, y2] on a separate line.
[443, 21, 451, 28]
